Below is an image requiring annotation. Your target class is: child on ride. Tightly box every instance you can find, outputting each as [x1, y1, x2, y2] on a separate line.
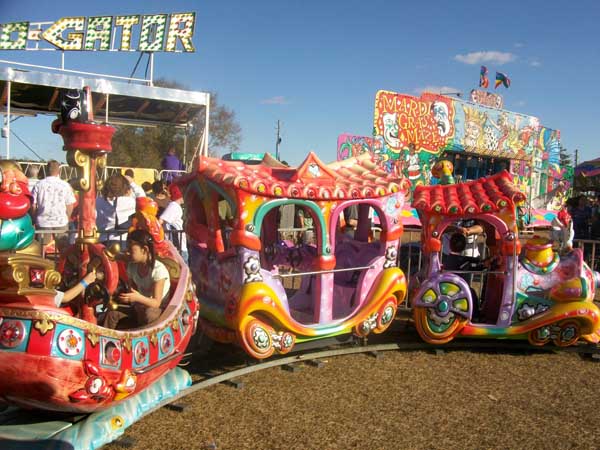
[54, 270, 97, 307]
[103, 229, 171, 329]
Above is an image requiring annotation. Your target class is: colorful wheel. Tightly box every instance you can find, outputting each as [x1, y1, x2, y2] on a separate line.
[414, 307, 466, 345]
[553, 320, 580, 347]
[413, 280, 470, 345]
[374, 297, 397, 334]
[277, 332, 296, 355]
[528, 326, 551, 346]
[242, 318, 275, 359]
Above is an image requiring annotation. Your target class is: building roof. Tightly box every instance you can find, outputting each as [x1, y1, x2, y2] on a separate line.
[197, 152, 409, 200]
[411, 170, 526, 215]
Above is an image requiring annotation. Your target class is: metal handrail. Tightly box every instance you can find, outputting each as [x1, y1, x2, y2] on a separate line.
[273, 264, 375, 279]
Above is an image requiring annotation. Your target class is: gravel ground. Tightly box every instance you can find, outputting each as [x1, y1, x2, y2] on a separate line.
[103, 336, 600, 450]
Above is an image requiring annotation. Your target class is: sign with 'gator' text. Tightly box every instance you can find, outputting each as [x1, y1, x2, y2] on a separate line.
[0, 13, 196, 52]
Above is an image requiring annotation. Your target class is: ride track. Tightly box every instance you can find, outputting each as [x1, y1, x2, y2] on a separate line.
[1, 312, 600, 448]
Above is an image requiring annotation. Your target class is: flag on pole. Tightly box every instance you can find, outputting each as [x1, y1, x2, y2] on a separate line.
[479, 66, 489, 88]
[495, 72, 511, 89]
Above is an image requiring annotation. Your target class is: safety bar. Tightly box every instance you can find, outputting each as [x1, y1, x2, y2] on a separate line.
[273, 264, 375, 279]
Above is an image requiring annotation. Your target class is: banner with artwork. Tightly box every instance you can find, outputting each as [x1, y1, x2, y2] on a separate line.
[373, 90, 545, 161]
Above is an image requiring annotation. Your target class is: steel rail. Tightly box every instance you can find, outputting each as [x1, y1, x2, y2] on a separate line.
[135, 335, 600, 424]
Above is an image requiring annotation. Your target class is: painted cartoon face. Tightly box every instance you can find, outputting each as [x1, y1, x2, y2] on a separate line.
[382, 112, 400, 149]
[431, 102, 450, 137]
[465, 120, 481, 140]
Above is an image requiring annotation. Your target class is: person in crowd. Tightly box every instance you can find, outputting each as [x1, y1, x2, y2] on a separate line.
[26, 165, 40, 192]
[103, 229, 170, 329]
[96, 173, 136, 245]
[141, 181, 153, 196]
[53, 270, 97, 308]
[31, 160, 77, 250]
[161, 147, 184, 184]
[159, 183, 185, 252]
[342, 204, 359, 236]
[295, 205, 315, 244]
[591, 210, 600, 241]
[568, 195, 592, 240]
[123, 169, 146, 198]
[442, 219, 484, 258]
[151, 180, 171, 216]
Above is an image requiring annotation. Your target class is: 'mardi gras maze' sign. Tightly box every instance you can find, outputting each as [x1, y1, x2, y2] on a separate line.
[0, 13, 196, 52]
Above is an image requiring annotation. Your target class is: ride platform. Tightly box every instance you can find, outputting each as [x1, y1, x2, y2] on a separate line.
[0, 367, 191, 450]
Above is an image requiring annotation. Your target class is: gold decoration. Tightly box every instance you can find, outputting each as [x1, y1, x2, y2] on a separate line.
[34, 317, 55, 335]
[0, 253, 60, 295]
[15, 240, 42, 256]
[171, 319, 180, 332]
[150, 333, 158, 347]
[122, 337, 132, 353]
[67, 150, 91, 191]
[157, 256, 181, 279]
[87, 332, 99, 347]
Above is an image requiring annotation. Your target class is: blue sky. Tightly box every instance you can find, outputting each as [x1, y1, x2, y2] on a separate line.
[1, 0, 599, 166]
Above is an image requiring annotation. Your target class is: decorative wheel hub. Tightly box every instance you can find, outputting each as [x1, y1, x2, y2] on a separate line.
[252, 326, 270, 350]
[0, 320, 26, 348]
[380, 306, 394, 326]
[560, 325, 577, 343]
[535, 326, 551, 341]
[57, 328, 83, 356]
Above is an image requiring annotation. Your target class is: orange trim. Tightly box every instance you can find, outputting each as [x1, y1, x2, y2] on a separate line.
[424, 238, 442, 253]
[502, 239, 521, 256]
[382, 225, 403, 241]
[316, 255, 336, 270]
[230, 230, 262, 251]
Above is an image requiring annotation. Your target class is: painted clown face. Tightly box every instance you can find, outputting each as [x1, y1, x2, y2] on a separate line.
[382, 112, 400, 149]
[431, 101, 450, 137]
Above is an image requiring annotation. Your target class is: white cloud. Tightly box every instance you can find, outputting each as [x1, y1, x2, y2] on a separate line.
[516, 100, 526, 107]
[529, 58, 542, 67]
[413, 85, 462, 95]
[260, 96, 289, 105]
[454, 51, 516, 65]
[514, 42, 525, 48]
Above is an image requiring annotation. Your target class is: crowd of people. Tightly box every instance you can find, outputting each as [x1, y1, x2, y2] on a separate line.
[567, 194, 600, 240]
[25, 150, 186, 254]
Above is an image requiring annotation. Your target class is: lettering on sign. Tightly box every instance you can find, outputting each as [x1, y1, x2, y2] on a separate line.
[0, 12, 196, 52]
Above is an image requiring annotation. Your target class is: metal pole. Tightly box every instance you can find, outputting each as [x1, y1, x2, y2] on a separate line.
[5, 80, 11, 159]
[61, 51, 65, 70]
[105, 93, 109, 123]
[275, 120, 281, 160]
[183, 124, 188, 167]
[149, 53, 154, 86]
[204, 94, 210, 157]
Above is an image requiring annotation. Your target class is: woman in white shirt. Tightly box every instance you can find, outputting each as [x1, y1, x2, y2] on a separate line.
[96, 174, 136, 245]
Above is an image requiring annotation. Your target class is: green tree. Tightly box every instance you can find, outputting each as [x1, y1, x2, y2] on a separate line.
[109, 78, 241, 169]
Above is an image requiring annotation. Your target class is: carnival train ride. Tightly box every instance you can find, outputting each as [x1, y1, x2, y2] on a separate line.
[411, 165, 600, 346]
[182, 152, 409, 358]
[0, 76, 201, 414]
[1, 72, 600, 425]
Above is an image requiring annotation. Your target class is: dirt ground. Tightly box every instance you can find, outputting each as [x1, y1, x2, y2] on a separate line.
[103, 337, 600, 450]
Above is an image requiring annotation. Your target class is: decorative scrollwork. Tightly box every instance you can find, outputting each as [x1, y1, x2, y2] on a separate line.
[44, 269, 62, 290]
[67, 150, 91, 191]
[34, 318, 55, 335]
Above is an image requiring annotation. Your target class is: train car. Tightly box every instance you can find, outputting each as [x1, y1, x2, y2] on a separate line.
[410, 166, 600, 346]
[184, 152, 409, 358]
[0, 80, 200, 413]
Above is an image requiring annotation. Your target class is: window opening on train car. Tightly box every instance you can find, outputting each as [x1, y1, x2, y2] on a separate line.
[332, 202, 386, 320]
[217, 195, 235, 252]
[440, 218, 505, 323]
